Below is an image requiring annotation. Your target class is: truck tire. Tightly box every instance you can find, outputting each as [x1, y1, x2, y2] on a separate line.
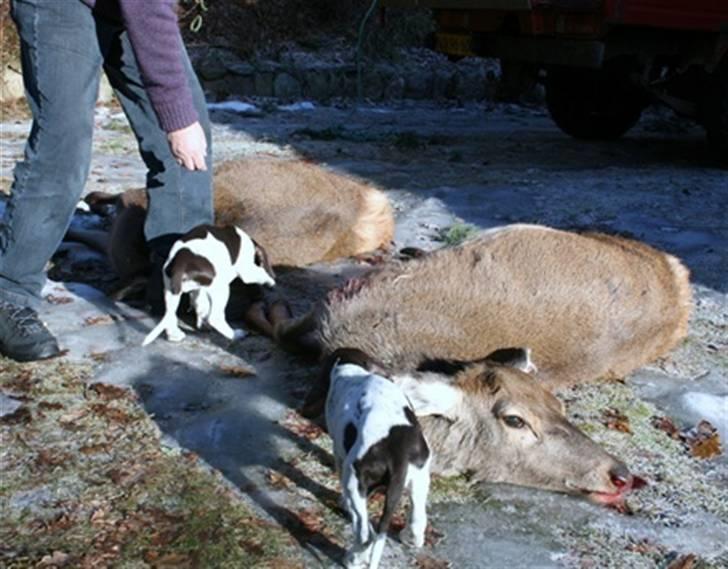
[545, 63, 647, 140]
[701, 57, 728, 166]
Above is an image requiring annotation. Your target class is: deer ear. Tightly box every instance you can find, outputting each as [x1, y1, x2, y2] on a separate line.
[484, 347, 537, 374]
[393, 373, 462, 421]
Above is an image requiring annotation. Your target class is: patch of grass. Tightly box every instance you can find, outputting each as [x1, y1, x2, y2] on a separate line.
[0, 357, 298, 567]
[437, 223, 480, 246]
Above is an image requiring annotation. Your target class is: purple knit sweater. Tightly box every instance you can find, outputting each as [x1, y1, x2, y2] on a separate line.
[80, 0, 198, 133]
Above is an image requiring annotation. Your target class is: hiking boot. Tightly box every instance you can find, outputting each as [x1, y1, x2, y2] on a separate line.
[0, 300, 61, 362]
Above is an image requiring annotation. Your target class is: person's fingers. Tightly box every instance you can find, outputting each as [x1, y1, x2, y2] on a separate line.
[182, 155, 195, 171]
[194, 153, 208, 171]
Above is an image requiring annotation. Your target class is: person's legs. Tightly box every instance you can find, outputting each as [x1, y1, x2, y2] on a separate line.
[98, 23, 213, 245]
[0, 0, 102, 307]
[0, 0, 102, 361]
[97, 23, 212, 313]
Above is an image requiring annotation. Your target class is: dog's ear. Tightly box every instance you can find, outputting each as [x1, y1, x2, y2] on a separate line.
[252, 239, 275, 278]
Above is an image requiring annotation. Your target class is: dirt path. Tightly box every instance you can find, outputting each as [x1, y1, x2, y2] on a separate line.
[2, 99, 727, 568]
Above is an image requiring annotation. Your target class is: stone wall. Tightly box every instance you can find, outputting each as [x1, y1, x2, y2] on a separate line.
[191, 46, 502, 103]
[1, 46, 505, 105]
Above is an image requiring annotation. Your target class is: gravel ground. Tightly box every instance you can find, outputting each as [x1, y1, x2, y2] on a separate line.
[1, 98, 727, 568]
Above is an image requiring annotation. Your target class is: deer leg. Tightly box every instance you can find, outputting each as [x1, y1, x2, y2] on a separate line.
[242, 301, 275, 337]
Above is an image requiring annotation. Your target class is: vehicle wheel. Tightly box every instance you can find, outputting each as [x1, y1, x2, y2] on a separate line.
[701, 57, 728, 166]
[545, 61, 647, 140]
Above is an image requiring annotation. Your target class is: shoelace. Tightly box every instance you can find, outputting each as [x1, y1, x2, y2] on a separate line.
[1, 303, 46, 337]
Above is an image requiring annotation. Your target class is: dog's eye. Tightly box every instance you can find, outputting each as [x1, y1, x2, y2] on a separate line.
[503, 415, 526, 429]
[254, 252, 262, 266]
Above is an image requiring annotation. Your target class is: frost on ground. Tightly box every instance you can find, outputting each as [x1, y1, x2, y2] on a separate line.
[0, 358, 300, 567]
[1, 99, 727, 568]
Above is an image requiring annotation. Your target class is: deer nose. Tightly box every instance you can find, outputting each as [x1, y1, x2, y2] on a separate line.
[609, 464, 632, 489]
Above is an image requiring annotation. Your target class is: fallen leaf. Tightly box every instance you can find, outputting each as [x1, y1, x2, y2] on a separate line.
[0, 406, 31, 425]
[602, 407, 632, 434]
[280, 410, 324, 441]
[666, 553, 697, 569]
[266, 469, 293, 490]
[38, 401, 65, 411]
[80, 443, 110, 455]
[295, 508, 324, 535]
[626, 539, 659, 555]
[415, 554, 451, 569]
[653, 416, 722, 459]
[652, 416, 681, 439]
[45, 294, 74, 305]
[424, 524, 444, 547]
[35, 449, 70, 469]
[218, 364, 256, 378]
[88, 382, 133, 401]
[685, 421, 722, 460]
[89, 352, 111, 363]
[90, 403, 132, 424]
[83, 314, 114, 326]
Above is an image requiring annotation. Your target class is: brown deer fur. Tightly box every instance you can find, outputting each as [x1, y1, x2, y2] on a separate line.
[213, 158, 394, 266]
[69, 157, 395, 283]
[271, 224, 690, 495]
[308, 224, 692, 389]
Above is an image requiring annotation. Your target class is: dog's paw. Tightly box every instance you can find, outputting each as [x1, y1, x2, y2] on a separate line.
[166, 329, 186, 343]
[232, 329, 247, 341]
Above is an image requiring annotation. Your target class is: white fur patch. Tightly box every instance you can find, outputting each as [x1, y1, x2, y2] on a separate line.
[326, 363, 414, 461]
[142, 226, 274, 346]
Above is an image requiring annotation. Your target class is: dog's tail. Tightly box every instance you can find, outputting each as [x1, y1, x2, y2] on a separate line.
[142, 318, 168, 347]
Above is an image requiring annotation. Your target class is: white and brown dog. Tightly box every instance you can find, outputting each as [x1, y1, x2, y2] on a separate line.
[142, 225, 275, 346]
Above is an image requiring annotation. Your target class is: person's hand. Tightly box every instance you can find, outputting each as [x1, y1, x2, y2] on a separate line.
[167, 121, 208, 171]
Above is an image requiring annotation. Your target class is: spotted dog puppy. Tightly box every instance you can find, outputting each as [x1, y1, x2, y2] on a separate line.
[142, 225, 275, 346]
[324, 348, 431, 569]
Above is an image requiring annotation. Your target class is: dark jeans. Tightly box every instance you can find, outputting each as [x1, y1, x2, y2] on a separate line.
[0, 0, 213, 308]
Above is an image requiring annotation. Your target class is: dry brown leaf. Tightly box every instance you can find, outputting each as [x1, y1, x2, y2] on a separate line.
[35, 449, 70, 469]
[652, 416, 681, 439]
[90, 403, 132, 424]
[415, 554, 451, 569]
[218, 364, 256, 378]
[666, 553, 697, 569]
[280, 410, 324, 441]
[45, 294, 74, 305]
[80, 443, 111, 455]
[83, 314, 114, 326]
[296, 508, 324, 535]
[88, 382, 133, 401]
[0, 406, 31, 425]
[686, 421, 722, 460]
[59, 408, 87, 425]
[266, 469, 293, 490]
[653, 416, 722, 459]
[625, 539, 659, 555]
[602, 407, 632, 434]
[89, 352, 111, 363]
[38, 401, 65, 411]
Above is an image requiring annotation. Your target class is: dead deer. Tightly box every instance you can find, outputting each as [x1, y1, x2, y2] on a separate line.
[259, 224, 690, 501]
[66, 157, 394, 297]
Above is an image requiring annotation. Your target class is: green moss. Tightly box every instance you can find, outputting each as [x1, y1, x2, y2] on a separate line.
[438, 223, 480, 247]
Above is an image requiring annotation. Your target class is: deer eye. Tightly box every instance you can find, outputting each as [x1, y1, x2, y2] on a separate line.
[503, 415, 526, 429]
